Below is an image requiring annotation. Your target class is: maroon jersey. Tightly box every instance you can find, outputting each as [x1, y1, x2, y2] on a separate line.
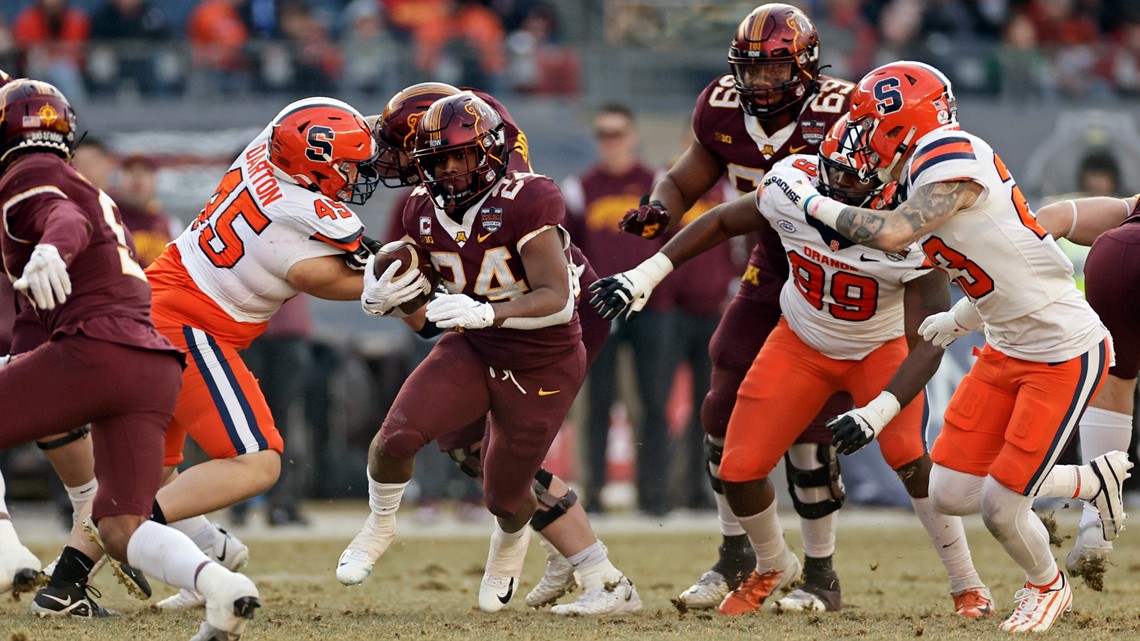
[561, 162, 661, 276]
[0, 154, 178, 355]
[666, 177, 742, 317]
[115, 196, 177, 268]
[402, 170, 581, 369]
[692, 74, 854, 306]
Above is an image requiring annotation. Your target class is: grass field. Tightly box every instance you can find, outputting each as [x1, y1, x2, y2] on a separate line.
[5, 506, 1140, 641]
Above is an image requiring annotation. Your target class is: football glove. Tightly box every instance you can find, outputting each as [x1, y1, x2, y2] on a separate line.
[918, 298, 983, 349]
[426, 293, 495, 329]
[588, 253, 674, 321]
[828, 391, 901, 456]
[360, 254, 428, 317]
[618, 195, 669, 239]
[14, 244, 71, 310]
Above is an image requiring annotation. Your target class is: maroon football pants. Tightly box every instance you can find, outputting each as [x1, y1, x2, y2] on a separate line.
[382, 331, 586, 517]
[0, 334, 182, 521]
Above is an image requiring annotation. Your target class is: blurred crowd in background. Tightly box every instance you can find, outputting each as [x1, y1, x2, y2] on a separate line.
[1, 0, 1140, 104]
[3, 0, 1140, 528]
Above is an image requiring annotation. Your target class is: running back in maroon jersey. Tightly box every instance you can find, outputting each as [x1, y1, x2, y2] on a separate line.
[400, 170, 580, 369]
[0, 154, 178, 355]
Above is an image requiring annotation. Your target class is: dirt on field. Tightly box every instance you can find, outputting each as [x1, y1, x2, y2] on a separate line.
[5, 511, 1139, 641]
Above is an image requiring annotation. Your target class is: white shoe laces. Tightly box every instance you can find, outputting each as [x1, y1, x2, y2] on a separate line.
[1007, 587, 1043, 625]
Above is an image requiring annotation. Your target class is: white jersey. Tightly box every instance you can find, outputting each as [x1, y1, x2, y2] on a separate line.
[760, 155, 931, 360]
[900, 129, 1107, 362]
[173, 124, 364, 323]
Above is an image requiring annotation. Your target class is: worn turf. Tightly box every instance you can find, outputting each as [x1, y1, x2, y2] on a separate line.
[5, 507, 1138, 641]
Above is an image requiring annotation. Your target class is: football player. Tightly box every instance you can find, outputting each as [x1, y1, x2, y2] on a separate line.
[780, 60, 1132, 632]
[615, 3, 986, 616]
[593, 115, 989, 615]
[341, 92, 639, 614]
[0, 79, 260, 640]
[343, 82, 635, 616]
[1033, 195, 1139, 589]
[137, 97, 381, 610]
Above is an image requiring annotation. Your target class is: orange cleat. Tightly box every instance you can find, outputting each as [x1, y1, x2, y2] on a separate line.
[952, 586, 994, 618]
[717, 553, 801, 616]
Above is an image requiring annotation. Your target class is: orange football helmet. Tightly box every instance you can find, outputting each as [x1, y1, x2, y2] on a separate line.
[373, 82, 462, 187]
[411, 93, 506, 214]
[817, 113, 884, 207]
[729, 3, 820, 118]
[269, 98, 379, 204]
[0, 79, 78, 166]
[845, 61, 958, 182]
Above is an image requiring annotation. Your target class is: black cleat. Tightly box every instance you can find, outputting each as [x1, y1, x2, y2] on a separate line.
[31, 582, 120, 618]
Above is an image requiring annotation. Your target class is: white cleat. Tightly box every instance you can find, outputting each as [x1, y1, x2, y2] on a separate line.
[0, 541, 42, 595]
[194, 570, 260, 641]
[1065, 544, 1112, 591]
[525, 537, 580, 608]
[675, 570, 730, 610]
[159, 524, 250, 610]
[998, 572, 1071, 633]
[477, 526, 530, 613]
[1089, 451, 1133, 541]
[550, 576, 641, 616]
[775, 588, 829, 612]
[337, 512, 396, 586]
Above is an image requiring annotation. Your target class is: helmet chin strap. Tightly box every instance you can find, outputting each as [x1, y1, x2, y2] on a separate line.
[878, 126, 917, 184]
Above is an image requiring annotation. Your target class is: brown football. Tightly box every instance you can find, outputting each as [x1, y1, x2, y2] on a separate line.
[372, 240, 441, 314]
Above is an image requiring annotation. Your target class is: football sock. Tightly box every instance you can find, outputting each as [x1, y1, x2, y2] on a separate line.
[802, 555, 839, 591]
[0, 469, 8, 515]
[714, 492, 745, 537]
[169, 515, 216, 550]
[126, 520, 212, 591]
[710, 533, 755, 580]
[1035, 465, 1099, 500]
[980, 477, 1057, 586]
[737, 501, 787, 571]
[911, 496, 984, 593]
[50, 545, 94, 586]
[1079, 407, 1133, 463]
[367, 470, 407, 516]
[800, 511, 836, 558]
[568, 540, 620, 589]
[64, 478, 97, 526]
[485, 520, 529, 576]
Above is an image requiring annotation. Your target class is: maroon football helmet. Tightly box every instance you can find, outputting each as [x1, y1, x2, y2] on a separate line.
[411, 93, 507, 215]
[373, 82, 462, 187]
[729, 3, 821, 118]
[0, 69, 11, 88]
[0, 79, 78, 167]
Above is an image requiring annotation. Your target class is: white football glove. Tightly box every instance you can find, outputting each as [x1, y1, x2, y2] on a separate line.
[588, 253, 674, 321]
[13, 244, 71, 310]
[360, 254, 429, 318]
[827, 391, 901, 455]
[426, 293, 495, 329]
[918, 298, 984, 349]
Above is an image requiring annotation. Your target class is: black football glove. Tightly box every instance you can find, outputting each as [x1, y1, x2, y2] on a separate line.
[618, 195, 669, 239]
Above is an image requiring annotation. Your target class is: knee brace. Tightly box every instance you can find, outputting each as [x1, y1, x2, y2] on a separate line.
[36, 425, 92, 451]
[705, 435, 726, 495]
[447, 444, 483, 479]
[785, 443, 845, 520]
[530, 467, 578, 532]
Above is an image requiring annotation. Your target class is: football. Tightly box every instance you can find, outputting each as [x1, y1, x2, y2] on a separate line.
[372, 240, 441, 315]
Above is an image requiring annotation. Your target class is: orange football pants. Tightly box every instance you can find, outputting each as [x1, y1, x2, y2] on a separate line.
[931, 339, 1110, 496]
[719, 318, 926, 483]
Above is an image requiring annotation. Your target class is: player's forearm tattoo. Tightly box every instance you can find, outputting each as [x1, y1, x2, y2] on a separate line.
[835, 181, 981, 249]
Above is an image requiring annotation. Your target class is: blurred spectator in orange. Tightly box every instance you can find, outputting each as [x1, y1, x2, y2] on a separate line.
[988, 11, 1055, 101]
[71, 136, 114, 192]
[382, 0, 447, 42]
[187, 0, 251, 95]
[12, 0, 89, 101]
[270, 0, 343, 94]
[1027, 0, 1108, 99]
[113, 154, 181, 268]
[89, 0, 174, 96]
[506, 1, 579, 95]
[340, 0, 400, 96]
[414, 0, 506, 91]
